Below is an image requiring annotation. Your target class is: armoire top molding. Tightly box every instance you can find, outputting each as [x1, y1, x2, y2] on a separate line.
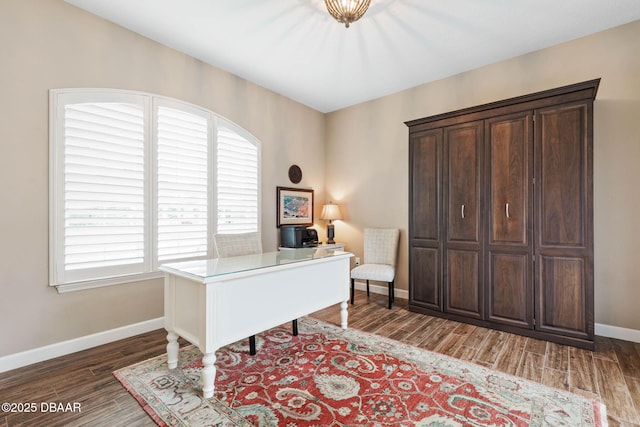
[405, 78, 600, 130]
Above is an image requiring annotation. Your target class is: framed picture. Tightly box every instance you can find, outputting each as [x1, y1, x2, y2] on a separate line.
[277, 186, 314, 227]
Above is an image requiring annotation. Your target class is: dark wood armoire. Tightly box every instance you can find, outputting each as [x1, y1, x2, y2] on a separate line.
[406, 79, 599, 349]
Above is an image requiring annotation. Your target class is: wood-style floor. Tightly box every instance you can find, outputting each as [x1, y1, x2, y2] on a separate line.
[1, 291, 639, 426]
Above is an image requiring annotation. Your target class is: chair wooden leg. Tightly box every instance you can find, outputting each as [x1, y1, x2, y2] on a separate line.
[388, 282, 393, 309]
[350, 278, 355, 304]
[292, 319, 298, 336]
[366, 280, 370, 296]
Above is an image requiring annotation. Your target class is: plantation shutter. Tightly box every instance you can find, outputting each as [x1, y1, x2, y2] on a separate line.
[156, 105, 209, 262]
[216, 122, 259, 233]
[60, 100, 146, 282]
[51, 89, 262, 290]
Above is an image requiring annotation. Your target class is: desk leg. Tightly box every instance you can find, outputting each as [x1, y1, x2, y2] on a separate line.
[201, 352, 217, 399]
[340, 301, 348, 329]
[249, 336, 256, 356]
[166, 332, 179, 369]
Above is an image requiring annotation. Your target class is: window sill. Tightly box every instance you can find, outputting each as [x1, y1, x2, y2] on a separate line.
[53, 271, 164, 294]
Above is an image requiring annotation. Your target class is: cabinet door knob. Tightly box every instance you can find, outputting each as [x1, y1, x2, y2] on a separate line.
[461, 204, 465, 219]
[505, 203, 510, 218]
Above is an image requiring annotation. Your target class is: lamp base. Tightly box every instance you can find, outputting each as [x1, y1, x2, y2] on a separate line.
[326, 223, 336, 244]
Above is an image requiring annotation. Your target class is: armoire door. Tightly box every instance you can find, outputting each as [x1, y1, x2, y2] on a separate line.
[409, 129, 442, 311]
[444, 121, 483, 319]
[534, 101, 594, 341]
[485, 112, 534, 328]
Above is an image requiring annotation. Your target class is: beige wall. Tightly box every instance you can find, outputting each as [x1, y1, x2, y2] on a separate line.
[0, 0, 326, 357]
[326, 20, 640, 331]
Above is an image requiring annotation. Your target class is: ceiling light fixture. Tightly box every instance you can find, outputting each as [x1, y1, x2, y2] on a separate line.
[324, 0, 371, 28]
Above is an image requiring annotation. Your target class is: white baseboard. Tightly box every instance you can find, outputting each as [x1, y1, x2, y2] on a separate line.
[0, 317, 164, 373]
[2, 304, 637, 374]
[595, 322, 640, 343]
[355, 281, 640, 343]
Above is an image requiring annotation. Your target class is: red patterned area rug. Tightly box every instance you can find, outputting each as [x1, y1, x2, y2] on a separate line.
[114, 318, 607, 426]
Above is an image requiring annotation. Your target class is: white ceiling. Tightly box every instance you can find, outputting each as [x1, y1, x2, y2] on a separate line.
[66, 0, 640, 113]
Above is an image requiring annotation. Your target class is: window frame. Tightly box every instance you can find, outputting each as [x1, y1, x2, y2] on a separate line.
[49, 88, 261, 292]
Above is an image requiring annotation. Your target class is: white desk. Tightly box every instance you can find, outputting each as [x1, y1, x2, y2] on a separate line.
[160, 248, 353, 398]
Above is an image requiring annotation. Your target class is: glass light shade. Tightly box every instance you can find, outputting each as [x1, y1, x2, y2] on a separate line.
[320, 203, 343, 221]
[324, 0, 371, 28]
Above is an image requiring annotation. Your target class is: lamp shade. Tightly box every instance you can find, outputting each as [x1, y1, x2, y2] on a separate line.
[320, 203, 343, 221]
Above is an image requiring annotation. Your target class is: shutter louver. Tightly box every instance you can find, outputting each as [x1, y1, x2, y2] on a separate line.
[63, 103, 145, 271]
[217, 125, 259, 233]
[157, 106, 209, 261]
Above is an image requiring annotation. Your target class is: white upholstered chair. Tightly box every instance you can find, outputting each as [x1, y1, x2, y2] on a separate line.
[350, 228, 400, 309]
[213, 231, 262, 258]
[212, 232, 298, 354]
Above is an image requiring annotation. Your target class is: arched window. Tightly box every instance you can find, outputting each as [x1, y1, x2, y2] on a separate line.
[49, 89, 260, 291]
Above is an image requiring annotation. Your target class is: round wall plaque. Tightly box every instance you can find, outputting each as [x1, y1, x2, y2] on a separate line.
[288, 165, 302, 184]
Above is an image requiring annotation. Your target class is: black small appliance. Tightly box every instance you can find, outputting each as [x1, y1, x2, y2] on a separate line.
[280, 226, 319, 248]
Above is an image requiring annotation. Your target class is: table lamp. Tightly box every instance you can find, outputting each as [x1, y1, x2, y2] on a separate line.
[320, 202, 343, 244]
